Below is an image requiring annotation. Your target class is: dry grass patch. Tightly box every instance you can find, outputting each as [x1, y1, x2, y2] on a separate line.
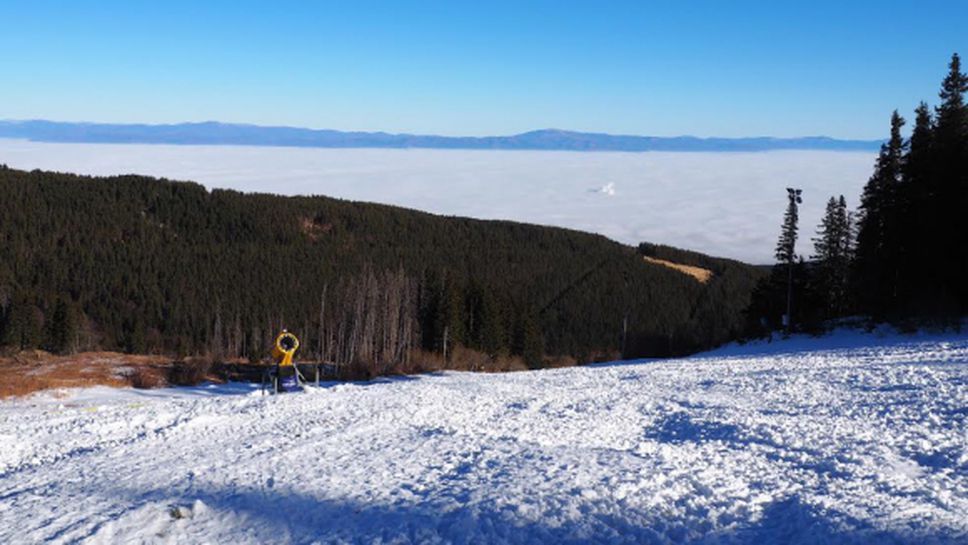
[643, 256, 714, 283]
[0, 351, 173, 399]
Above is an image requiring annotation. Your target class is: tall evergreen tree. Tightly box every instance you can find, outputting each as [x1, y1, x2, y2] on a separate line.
[5, 298, 43, 350]
[901, 102, 937, 312]
[512, 307, 544, 369]
[932, 53, 968, 311]
[45, 299, 77, 355]
[421, 271, 466, 358]
[122, 315, 147, 354]
[812, 196, 852, 319]
[471, 285, 507, 357]
[855, 111, 906, 317]
[935, 53, 968, 147]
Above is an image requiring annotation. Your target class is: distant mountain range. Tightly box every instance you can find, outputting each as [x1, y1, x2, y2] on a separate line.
[0, 120, 883, 152]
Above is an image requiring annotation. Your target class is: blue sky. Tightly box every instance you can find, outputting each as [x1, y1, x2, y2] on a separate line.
[1, 1, 965, 138]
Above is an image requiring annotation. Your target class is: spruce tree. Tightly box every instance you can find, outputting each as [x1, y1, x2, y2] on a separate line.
[812, 195, 852, 319]
[475, 288, 507, 357]
[935, 53, 968, 147]
[933, 53, 968, 311]
[423, 272, 466, 358]
[122, 316, 147, 354]
[45, 299, 77, 355]
[6, 298, 43, 350]
[855, 111, 906, 317]
[901, 102, 936, 312]
[513, 308, 544, 369]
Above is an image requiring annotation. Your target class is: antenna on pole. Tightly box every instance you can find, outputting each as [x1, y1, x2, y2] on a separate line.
[784, 188, 802, 335]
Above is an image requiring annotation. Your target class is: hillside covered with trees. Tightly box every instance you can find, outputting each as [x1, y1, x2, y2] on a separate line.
[750, 53, 968, 333]
[0, 167, 764, 372]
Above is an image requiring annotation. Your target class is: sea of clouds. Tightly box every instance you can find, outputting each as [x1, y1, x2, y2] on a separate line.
[0, 139, 876, 263]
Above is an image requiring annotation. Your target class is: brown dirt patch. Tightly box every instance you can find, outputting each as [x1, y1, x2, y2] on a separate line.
[643, 256, 714, 283]
[299, 217, 333, 241]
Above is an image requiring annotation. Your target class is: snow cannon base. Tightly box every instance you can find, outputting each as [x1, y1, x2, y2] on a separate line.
[269, 365, 304, 393]
[278, 371, 302, 393]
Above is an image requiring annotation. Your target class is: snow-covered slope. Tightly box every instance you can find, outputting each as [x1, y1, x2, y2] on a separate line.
[1, 330, 966, 544]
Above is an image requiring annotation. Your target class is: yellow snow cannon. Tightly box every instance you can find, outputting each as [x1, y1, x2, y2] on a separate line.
[272, 330, 299, 366]
[265, 330, 303, 394]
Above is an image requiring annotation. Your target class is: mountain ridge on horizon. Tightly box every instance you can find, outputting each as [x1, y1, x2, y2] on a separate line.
[0, 119, 883, 152]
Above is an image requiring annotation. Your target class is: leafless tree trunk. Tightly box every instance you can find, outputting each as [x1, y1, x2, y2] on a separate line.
[311, 268, 422, 376]
[317, 285, 327, 361]
[211, 307, 224, 361]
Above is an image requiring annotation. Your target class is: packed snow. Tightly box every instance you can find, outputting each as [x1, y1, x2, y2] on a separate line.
[0, 140, 875, 263]
[1, 329, 966, 544]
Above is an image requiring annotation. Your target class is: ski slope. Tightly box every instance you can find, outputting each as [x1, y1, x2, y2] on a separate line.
[1, 330, 966, 544]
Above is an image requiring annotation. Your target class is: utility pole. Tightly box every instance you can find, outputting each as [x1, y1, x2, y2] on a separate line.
[785, 253, 794, 333]
[783, 187, 802, 335]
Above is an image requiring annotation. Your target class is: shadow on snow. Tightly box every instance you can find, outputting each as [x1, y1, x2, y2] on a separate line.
[60, 481, 960, 545]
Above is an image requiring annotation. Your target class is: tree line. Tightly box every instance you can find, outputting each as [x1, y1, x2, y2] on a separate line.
[749, 53, 968, 332]
[0, 165, 764, 371]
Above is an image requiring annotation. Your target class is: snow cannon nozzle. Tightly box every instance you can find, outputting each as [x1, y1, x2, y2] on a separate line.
[272, 331, 299, 366]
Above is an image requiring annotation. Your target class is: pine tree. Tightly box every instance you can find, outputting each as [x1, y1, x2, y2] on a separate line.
[842, 196, 856, 261]
[45, 299, 77, 355]
[513, 308, 544, 369]
[901, 102, 936, 312]
[855, 111, 906, 317]
[6, 298, 43, 350]
[933, 53, 968, 311]
[474, 287, 507, 357]
[122, 315, 147, 354]
[812, 196, 853, 319]
[907, 102, 936, 193]
[935, 53, 968, 144]
[422, 272, 466, 358]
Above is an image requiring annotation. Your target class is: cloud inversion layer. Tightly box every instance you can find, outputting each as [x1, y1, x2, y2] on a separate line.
[0, 140, 875, 263]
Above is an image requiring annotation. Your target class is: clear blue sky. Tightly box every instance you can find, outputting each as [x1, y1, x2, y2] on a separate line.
[1, 0, 965, 138]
